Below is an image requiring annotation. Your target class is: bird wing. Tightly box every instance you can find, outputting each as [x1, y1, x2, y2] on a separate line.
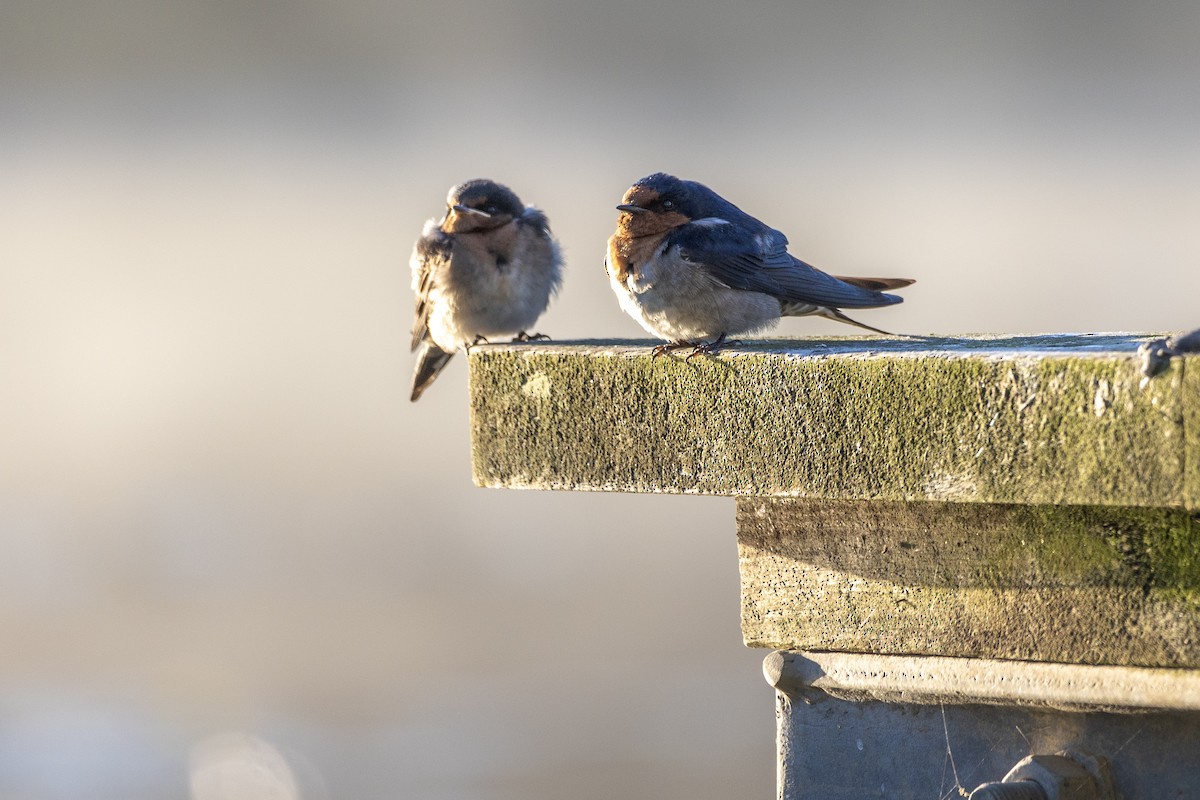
[410, 222, 452, 352]
[518, 206, 552, 238]
[672, 222, 903, 309]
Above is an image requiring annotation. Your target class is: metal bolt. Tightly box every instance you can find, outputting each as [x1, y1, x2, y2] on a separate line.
[969, 752, 1110, 800]
[1006, 753, 1101, 800]
[969, 781, 1048, 800]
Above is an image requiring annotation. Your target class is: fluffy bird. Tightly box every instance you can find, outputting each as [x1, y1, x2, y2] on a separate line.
[410, 179, 563, 400]
[606, 173, 912, 355]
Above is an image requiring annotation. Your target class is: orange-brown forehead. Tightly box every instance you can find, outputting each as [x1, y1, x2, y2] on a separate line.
[623, 185, 661, 206]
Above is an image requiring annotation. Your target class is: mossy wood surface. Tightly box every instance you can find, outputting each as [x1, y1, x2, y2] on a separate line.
[469, 334, 1196, 509]
[738, 498, 1200, 667]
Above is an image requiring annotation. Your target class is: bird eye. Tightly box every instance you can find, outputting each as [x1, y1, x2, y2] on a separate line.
[662, 199, 674, 209]
[486, 206, 498, 214]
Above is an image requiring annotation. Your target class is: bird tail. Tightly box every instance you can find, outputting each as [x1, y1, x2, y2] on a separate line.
[833, 276, 915, 293]
[814, 306, 898, 336]
[411, 341, 455, 402]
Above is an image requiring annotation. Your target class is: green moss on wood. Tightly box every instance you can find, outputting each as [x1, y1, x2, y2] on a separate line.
[468, 335, 1194, 509]
[737, 498, 1200, 667]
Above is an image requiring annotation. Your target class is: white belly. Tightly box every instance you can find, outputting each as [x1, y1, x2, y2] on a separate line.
[607, 249, 781, 342]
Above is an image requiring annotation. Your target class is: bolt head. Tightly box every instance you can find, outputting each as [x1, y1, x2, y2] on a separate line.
[1003, 754, 1098, 800]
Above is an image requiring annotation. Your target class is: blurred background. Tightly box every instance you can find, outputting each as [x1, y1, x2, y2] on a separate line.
[2, 1, 1198, 798]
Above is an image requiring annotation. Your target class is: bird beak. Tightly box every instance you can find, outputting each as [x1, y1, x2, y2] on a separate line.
[616, 204, 647, 214]
[452, 204, 492, 218]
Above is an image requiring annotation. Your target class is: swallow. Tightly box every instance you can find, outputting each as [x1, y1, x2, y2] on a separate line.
[410, 179, 563, 401]
[605, 172, 913, 356]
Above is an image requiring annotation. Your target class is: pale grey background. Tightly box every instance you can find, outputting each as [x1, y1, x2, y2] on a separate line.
[2, 1, 1198, 798]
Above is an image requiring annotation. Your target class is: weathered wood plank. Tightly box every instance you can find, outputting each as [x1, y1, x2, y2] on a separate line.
[468, 335, 1196, 509]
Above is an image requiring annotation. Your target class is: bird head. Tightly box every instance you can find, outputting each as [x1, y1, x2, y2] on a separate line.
[443, 179, 523, 233]
[614, 172, 700, 237]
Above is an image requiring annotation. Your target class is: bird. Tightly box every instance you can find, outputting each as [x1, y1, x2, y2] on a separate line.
[410, 179, 563, 401]
[605, 172, 913, 356]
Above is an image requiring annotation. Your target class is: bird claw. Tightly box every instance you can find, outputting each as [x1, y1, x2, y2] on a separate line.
[652, 341, 698, 358]
[685, 334, 737, 360]
[464, 335, 491, 352]
[651, 335, 738, 360]
[513, 331, 551, 342]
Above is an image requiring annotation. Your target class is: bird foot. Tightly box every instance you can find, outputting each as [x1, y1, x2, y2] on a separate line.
[684, 333, 738, 360]
[513, 331, 551, 342]
[652, 341, 699, 358]
[465, 335, 491, 352]
[651, 335, 738, 359]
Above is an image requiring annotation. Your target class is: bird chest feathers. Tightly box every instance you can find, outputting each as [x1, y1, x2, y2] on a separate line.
[607, 231, 670, 286]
